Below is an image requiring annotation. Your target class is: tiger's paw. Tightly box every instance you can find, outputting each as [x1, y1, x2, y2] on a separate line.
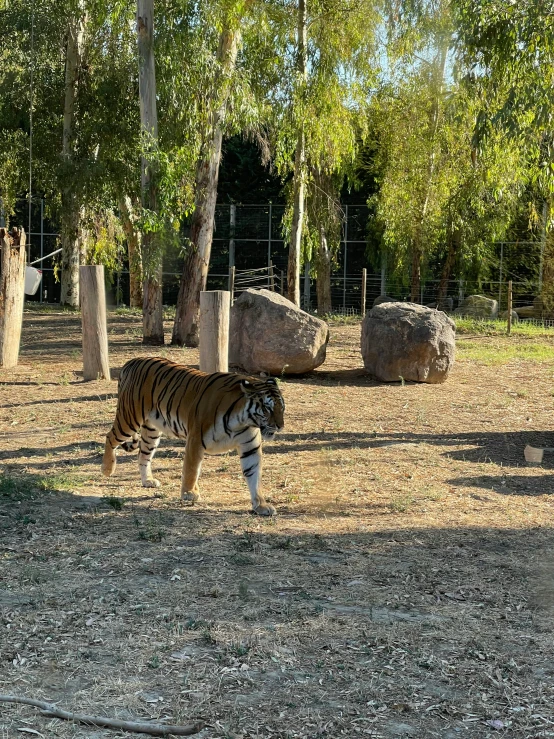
[142, 478, 161, 488]
[181, 491, 200, 504]
[252, 502, 276, 516]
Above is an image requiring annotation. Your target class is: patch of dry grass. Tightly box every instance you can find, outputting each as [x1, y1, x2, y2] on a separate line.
[1, 310, 553, 738]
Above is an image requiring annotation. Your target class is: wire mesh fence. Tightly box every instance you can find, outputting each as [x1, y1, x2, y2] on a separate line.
[5, 198, 548, 319]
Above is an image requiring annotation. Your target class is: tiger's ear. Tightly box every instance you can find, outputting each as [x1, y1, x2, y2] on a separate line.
[240, 379, 254, 393]
[266, 378, 277, 385]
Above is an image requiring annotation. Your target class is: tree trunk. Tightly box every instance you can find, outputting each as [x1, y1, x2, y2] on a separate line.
[137, 0, 163, 344]
[287, 0, 307, 307]
[411, 38, 449, 307]
[316, 225, 332, 314]
[60, 13, 84, 307]
[119, 195, 143, 308]
[0, 227, 26, 368]
[171, 26, 240, 347]
[436, 228, 459, 309]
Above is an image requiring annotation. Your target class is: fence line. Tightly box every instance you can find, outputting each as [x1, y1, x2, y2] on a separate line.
[8, 198, 546, 314]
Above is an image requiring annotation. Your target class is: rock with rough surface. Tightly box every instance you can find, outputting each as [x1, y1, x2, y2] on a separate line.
[230, 288, 329, 375]
[453, 294, 498, 319]
[361, 302, 455, 384]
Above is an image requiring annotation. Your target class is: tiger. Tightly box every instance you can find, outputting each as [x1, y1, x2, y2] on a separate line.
[102, 357, 285, 516]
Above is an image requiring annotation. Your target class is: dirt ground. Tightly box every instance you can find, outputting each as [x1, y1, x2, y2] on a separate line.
[1, 307, 554, 739]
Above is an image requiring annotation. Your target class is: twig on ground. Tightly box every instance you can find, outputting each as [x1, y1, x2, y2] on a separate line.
[0, 695, 204, 736]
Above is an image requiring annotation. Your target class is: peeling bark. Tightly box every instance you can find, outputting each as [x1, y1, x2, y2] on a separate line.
[172, 26, 240, 347]
[287, 0, 307, 308]
[60, 13, 84, 307]
[119, 195, 143, 308]
[137, 0, 163, 344]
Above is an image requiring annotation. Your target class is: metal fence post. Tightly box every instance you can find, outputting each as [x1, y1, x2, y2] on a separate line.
[229, 204, 236, 269]
[268, 202, 272, 269]
[304, 260, 310, 309]
[361, 268, 367, 315]
[498, 241, 504, 310]
[343, 204, 348, 312]
[40, 198, 44, 303]
[380, 252, 386, 295]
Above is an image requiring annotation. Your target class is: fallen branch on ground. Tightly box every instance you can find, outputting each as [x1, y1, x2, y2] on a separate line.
[0, 695, 204, 736]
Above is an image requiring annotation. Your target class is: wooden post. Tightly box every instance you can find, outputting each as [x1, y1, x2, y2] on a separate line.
[199, 290, 230, 373]
[229, 265, 235, 305]
[0, 227, 26, 368]
[80, 265, 111, 380]
[280, 270, 284, 296]
[507, 279, 513, 335]
[361, 268, 367, 315]
[270, 261, 275, 291]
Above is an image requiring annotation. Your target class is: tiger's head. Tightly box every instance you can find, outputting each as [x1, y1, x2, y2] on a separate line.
[241, 377, 285, 440]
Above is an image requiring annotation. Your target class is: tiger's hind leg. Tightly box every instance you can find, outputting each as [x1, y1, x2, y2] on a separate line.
[138, 425, 163, 488]
[102, 426, 138, 477]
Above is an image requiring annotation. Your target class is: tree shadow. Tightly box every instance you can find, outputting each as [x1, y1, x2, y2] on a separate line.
[265, 429, 554, 467]
[449, 474, 554, 496]
[0, 393, 117, 409]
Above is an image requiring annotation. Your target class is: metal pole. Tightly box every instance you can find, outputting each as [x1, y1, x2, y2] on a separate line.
[343, 204, 348, 311]
[507, 280, 512, 335]
[28, 8, 34, 260]
[229, 204, 236, 269]
[280, 270, 284, 296]
[268, 203, 272, 269]
[380, 251, 386, 295]
[498, 242, 504, 310]
[40, 198, 44, 303]
[229, 265, 235, 305]
[361, 268, 367, 315]
[304, 260, 310, 309]
[539, 201, 547, 293]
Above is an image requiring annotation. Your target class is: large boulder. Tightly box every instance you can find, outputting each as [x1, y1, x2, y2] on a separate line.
[453, 294, 498, 319]
[229, 288, 329, 375]
[361, 302, 455, 384]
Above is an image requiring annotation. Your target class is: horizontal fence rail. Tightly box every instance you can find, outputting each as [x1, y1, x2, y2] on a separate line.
[5, 198, 549, 318]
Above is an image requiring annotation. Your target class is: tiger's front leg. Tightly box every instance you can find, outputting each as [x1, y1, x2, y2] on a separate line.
[138, 425, 162, 488]
[239, 434, 276, 516]
[180, 437, 204, 504]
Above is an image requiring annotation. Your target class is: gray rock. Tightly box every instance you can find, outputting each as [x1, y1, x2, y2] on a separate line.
[229, 288, 329, 375]
[361, 302, 455, 384]
[453, 294, 498, 318]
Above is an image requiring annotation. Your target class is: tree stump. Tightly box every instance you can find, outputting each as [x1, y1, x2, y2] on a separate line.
[199, 290, 230, 373]
[80, 265, 111, 380]
[0, 227, 26, 369]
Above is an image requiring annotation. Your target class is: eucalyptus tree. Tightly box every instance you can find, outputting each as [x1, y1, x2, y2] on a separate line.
[273, 0, 380, 307]
[455, 0, 554, 303]
[0, 0, 142, 306]
[171, 1, 243, 347]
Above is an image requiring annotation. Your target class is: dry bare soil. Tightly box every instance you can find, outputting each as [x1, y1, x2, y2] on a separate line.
[1, 308, 554, 739]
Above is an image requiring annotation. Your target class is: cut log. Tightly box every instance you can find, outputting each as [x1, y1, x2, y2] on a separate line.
[199, 290, 230, 373]
[0, 227, 26, 368]
[80, 265, 111, 380]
